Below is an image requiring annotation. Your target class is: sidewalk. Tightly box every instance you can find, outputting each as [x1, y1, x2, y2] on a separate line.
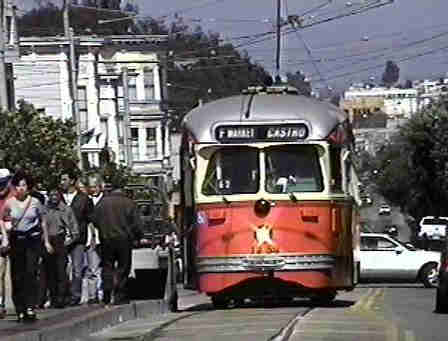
[0, 287, 199, 341]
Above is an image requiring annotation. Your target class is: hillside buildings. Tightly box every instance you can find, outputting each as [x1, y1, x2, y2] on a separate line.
[12, 34, 173, 186]
[341, 79, 448, 155]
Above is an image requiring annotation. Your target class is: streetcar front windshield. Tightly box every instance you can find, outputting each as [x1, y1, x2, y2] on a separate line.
[202, 147, 259, 195]
[265, 145, 323, 193]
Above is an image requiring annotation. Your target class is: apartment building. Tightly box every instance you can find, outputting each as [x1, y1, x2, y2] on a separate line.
[343, 85, 418, 119]
[13, 33, 173, 184]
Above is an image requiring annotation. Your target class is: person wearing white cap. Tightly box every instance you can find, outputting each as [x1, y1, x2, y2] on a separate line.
[0, 168, 13, 319]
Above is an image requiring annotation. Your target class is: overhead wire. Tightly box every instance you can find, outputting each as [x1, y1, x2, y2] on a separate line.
[14, 0, 445, 87]
[311, 44, 448, 83]
[285, 0, 327, 86]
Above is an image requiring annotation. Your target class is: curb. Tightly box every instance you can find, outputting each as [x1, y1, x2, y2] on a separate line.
[3, 300, 168, 341]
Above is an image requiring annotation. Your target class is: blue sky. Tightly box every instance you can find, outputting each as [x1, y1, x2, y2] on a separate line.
[18, 1, 448, 92]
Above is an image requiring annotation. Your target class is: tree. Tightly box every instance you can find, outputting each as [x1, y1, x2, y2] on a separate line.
[99, 0, 121, 9]
[18, 1, 133, 36]
[286, 70, 311, 96]
[363, 97, 448, 220]
[0, 101, 79, 189]
[381, 60, 400, 88]
[92, 146, 135, 189]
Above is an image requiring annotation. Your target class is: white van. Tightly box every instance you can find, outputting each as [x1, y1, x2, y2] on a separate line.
[418, 216, 448, 240]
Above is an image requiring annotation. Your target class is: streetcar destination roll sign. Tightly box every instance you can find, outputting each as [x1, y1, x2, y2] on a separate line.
[216, 124, 308, 142]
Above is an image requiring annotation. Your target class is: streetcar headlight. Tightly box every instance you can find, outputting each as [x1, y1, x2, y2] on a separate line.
[254, 199, 271, 217]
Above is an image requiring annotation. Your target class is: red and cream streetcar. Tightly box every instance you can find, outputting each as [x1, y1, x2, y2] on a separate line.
[179, 86, 360, 308]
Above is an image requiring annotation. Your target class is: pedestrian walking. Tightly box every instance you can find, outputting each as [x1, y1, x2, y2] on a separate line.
[91, 182, 144, 306]
[0, 170, 53, 322]
[41, 188, 79, 309]
[84, 173, 104, 304]
[60, 170, 93, 306]
[0, 169, 14, 319]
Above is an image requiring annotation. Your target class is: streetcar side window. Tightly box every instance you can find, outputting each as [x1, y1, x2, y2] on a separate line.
[202, 147, 259, 195]
[330, 146, 343, 192]
[265, 145, 323, 193]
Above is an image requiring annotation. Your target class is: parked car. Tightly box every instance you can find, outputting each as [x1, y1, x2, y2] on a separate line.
[435, 236, 448, 313]
[360, 233, 440, 288]
[418, 216, 448, 241]
[378, 204, 391, 215]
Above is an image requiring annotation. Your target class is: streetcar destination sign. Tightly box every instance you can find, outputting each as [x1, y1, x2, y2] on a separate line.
[216, 124, 308, 142]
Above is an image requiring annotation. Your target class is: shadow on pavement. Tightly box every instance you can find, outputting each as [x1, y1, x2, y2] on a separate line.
[183, 298, 355, 312]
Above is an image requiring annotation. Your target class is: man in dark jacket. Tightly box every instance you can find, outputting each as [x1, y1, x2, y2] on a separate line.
[60, 170, 94, 306]
[91, 185, 143, 306]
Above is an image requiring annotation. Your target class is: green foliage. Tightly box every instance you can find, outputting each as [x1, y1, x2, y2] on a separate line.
[85, 146, 135, 189]
[18, 1, 134, 36]
[163, 19, 271, 125]
[381, 60, 400, 88]
[0, 100, 79, 189]
[361, 97, 448, 219]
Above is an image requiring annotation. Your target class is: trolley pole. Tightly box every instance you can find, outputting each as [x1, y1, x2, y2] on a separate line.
[0, 0, 9, 111]
[122, 67, 133, 168]
[275, 0, 281, 83]
[63, 0, 82, 169]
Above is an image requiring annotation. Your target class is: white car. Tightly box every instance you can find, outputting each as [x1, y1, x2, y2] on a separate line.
[378, 204, 391, 215]
[418, 216, 448, 240]
[359, 233, 440, 288]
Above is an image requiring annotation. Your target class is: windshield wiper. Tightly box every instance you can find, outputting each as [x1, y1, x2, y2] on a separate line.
[222, 196, 230, 205]
[289, 192, 298, 203]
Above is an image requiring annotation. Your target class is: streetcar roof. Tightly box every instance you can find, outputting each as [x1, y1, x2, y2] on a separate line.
[182, 93, 348, 143]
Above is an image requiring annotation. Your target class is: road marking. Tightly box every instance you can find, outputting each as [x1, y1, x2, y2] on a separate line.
[404, 329, 416, 341]
[294, 329, 386, 335]
[386, 321, 400, 341]
[365, 288, 384, 310]
[349, 288, 374, 311]
[349, 288, 385, 312]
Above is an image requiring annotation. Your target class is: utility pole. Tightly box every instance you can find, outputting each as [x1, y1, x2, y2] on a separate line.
[63, 0, 82, 169]
[275, 0, 281, 83]
[122, 67, 133, 167]
[0, 0, 9, 111]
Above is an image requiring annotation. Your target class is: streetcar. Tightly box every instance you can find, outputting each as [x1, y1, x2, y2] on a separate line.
[179, 85, 360, 308]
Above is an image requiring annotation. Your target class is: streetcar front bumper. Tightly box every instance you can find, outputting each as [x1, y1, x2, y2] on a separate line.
[197, 254, 336, 273]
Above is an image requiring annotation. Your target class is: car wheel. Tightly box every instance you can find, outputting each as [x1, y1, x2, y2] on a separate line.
[211, 296, 229, 309]
[436, 281, 448, 313]
[421, 263, 439, 288]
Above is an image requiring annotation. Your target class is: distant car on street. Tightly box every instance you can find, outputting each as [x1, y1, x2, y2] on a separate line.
[360, 233, 440, 288]
[435, 236, 448, 313]
[383, 224, 398, 238]
[361, 195, 372, 205]
[378, 204, 391, 215]
[418, 216, 448, 241]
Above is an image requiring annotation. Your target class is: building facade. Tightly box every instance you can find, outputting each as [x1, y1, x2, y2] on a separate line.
[343, 85, 418, 119]
[14, 34, 173, 184]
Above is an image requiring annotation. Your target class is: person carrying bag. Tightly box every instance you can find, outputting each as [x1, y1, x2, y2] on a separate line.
[0, 170, 53, 323]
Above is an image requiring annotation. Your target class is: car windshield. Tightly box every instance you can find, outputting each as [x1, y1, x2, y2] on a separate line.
[422, 218, 448, 225]
[201, 145, 324, 195]
[390, 236, 418, 250]
[202, 146, 260, 195]
[265, 145, 323, 193]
